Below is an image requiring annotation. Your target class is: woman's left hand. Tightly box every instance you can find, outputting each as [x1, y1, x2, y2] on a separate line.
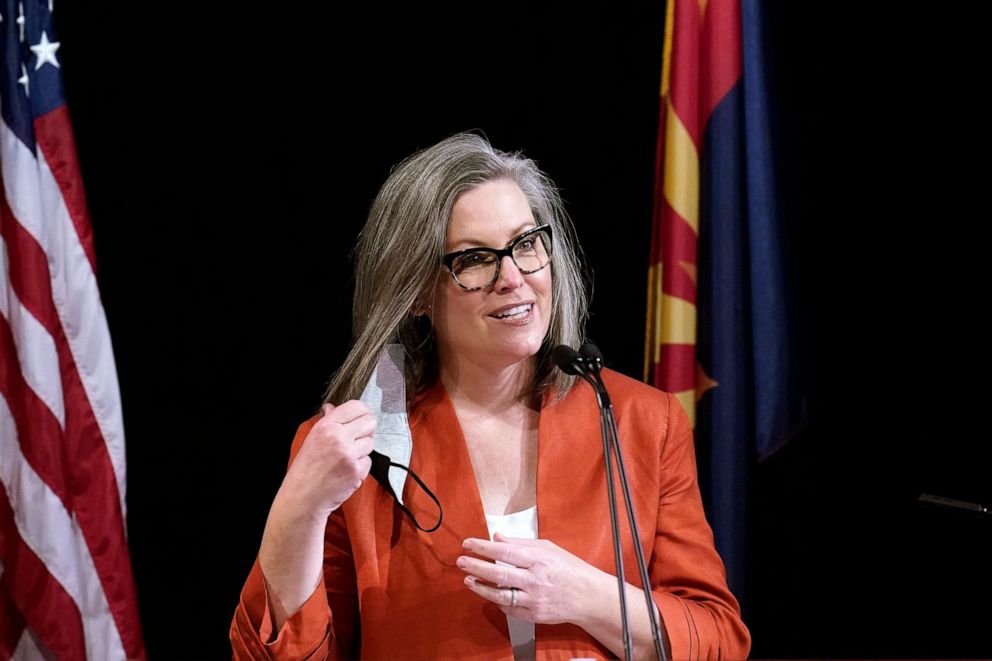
[456, 532, 602, 625]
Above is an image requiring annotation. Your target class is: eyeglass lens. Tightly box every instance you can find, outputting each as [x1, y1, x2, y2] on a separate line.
[450, 229, 551, 289]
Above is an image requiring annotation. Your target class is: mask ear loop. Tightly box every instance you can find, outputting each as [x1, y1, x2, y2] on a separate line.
[369, 452, 443, 533]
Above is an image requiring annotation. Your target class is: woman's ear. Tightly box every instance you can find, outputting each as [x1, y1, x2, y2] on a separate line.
[411, 297, 432, 317]
[411, 280, 438, 318]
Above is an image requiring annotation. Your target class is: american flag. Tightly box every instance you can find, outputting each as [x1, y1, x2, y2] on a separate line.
[0, 1, 145, 659]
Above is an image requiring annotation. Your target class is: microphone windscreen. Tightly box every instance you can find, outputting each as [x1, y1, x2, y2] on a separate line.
[579, 342, 604, 362]
[551, 344, 582, 375]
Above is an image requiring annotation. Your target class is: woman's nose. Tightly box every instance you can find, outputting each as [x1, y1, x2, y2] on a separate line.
[494, 255, 524, 291]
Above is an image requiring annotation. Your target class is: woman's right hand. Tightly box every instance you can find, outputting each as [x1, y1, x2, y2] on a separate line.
[259, 401, 376, 629]
[276, 400, 377, 520]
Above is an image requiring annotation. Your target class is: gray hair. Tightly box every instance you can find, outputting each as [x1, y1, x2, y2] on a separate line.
[323, 132, 589, 407]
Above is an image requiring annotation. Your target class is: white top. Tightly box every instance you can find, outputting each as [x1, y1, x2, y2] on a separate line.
[484, 505, 538, 661]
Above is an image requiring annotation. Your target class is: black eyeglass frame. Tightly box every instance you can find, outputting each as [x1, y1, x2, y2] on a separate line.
[441, 225, 554, 291]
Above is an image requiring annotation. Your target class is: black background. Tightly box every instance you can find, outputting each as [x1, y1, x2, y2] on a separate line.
[49, 2, 991, 659]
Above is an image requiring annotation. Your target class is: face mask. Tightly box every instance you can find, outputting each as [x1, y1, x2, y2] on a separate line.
[360, 344, 442, 532]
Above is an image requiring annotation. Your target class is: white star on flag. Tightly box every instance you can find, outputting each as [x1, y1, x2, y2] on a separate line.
[18, 62, 30, 96]
[31, 31, 61, 70]
[16, 2, 25, 41]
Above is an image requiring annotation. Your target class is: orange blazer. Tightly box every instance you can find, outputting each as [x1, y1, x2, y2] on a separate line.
[230, 369, 750, 660]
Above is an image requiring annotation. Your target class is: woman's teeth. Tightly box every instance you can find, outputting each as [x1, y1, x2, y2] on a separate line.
[492, 304, 532, 319]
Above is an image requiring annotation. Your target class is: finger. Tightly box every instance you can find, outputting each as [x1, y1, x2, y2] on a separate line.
[353, 435, 375, 457]
[462, 538, 537, 568]
[326, 399, 372, 423]
[463, 576, 527, 609]
[340, 414, 377, 440]
[498, 604, 533, 621]
[355, 455, 372, 479]
[493, 531, 547, 547]
[456, 556, 529, 587]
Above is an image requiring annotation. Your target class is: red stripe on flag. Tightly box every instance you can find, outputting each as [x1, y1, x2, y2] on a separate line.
[0, 488, 86, 661]
[33, 108, 97, 275]
[0, 198, 64, 339]
[0, 580, 27, 659]
[0, 291, 72, 510]
[0, 204, 144, 658]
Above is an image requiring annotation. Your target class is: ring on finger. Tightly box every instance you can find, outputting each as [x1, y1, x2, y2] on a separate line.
[510, 587, 518, 608]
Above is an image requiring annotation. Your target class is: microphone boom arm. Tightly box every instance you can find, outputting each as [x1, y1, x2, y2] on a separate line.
[562, 344, 670, 661]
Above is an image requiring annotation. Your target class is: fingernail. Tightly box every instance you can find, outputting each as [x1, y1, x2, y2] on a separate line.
[462, 539, 473, 550]
[464, 576, 475, 586]
[456, 556, 467, 568]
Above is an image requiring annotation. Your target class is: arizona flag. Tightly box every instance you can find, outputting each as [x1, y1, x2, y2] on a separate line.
[0, 1, 145, 659]
[644, 0, 807, 605]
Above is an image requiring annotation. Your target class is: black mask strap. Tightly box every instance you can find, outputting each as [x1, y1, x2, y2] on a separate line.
[369, 451, 443, 533]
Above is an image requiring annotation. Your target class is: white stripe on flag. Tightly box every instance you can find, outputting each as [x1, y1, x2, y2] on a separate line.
[0, 120, 127, 517]
[0, 398, 126, 661]
[0, 236, 66, 429]
[11, 628, 47, 661]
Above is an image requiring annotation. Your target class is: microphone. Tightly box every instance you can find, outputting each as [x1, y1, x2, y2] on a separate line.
[553, 342, 604, 380]
[552, 344, 585, 375]
[553, 343, 668, 661]
[579, 341, 604, 372]
[557, 342, 610, 407]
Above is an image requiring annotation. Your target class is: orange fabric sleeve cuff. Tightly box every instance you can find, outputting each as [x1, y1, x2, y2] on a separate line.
[239, 557, 332, 659]
[655, 591, 695, 661]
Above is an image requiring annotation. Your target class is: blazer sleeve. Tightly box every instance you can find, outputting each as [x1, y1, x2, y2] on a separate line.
[650, 393, 751, 660]
[230, 417, 361, 660]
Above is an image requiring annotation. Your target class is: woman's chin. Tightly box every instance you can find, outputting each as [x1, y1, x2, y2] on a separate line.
[494, 336, 545, 364]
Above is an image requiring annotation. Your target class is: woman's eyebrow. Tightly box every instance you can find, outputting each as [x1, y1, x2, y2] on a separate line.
[449, 223, 537, 250]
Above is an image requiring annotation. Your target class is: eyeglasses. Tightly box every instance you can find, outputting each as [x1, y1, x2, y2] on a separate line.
[442, 225, 554, 291]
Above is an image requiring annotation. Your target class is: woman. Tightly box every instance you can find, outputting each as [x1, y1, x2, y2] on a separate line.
[230, 133, 750, 660]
